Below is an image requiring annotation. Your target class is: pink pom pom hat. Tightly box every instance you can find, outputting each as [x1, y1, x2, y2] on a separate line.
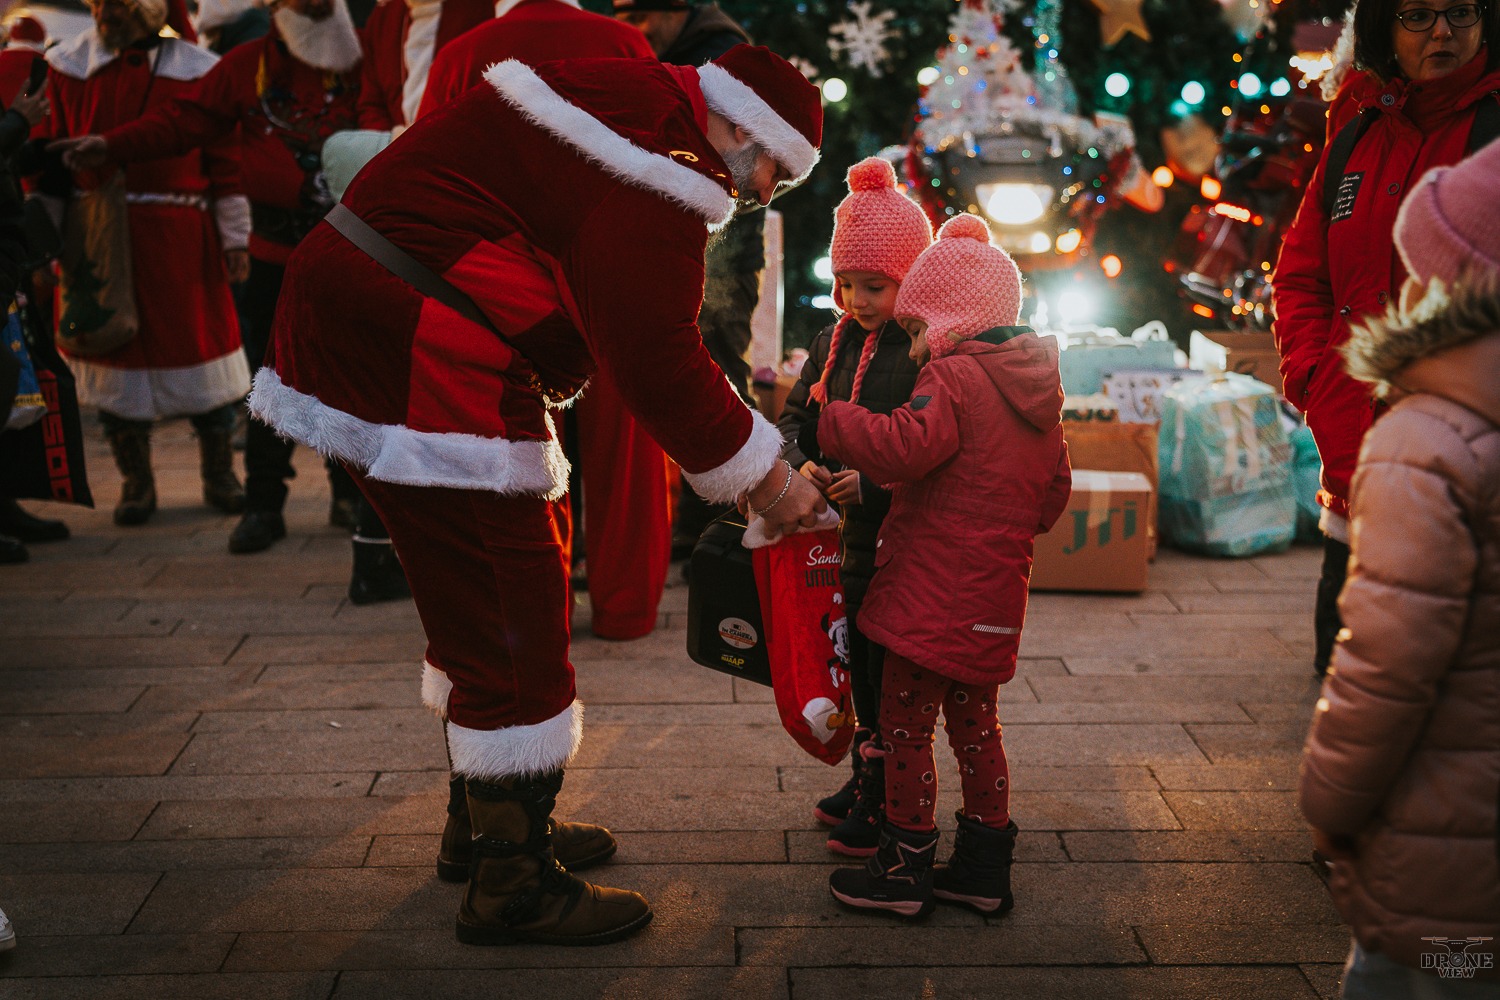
[894, 213, 1024, 359]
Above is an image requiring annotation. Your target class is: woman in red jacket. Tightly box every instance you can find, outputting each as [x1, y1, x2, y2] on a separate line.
[1271, 0, 1500, 676]
[800, 215, 1071, 919]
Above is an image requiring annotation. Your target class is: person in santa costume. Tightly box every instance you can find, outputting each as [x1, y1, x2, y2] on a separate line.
[49, 0, 408, 603]
[249, 44, 826, 945]
[419, 0, 677, 647]
[356, 0, 491, 133]
[0, 17, 48, 103]
[41, 0, 250, 527]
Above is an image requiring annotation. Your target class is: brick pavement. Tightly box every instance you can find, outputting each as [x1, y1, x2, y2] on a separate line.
[0, 416, 1347, 999]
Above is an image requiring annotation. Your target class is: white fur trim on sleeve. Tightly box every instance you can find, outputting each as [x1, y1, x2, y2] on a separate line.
[249, 367, 571, 499]
[421, 660, 452, 718]
[696, 61, 818, 184]
[483, 60, 737, 230]
[447, 700, 584, 779]
[214, 194, 251, 251]
[683, 406, 783, 504]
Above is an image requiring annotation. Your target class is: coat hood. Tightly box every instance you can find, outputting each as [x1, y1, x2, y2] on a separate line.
[1343, 272, 1500, 424]
[954, 330, 1063, 433]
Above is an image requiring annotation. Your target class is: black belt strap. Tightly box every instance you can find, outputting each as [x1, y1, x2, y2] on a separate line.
[325, 203, 495, 332]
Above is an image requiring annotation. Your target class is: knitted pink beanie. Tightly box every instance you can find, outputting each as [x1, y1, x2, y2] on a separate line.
[1395, 138, 1500, 290]
[829, 157, 933, 310]
[894, 213, 1023, 359]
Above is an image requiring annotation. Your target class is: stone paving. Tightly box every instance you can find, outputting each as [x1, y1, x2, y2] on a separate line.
[0, 417, 1346, 999]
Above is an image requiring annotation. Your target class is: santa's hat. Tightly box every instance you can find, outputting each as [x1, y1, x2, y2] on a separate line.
[194, 0, 261, 35]
[3, 16, 47, 52]
[698, 44, 822, 184]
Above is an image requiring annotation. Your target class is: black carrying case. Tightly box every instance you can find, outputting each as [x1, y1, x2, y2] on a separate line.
[685, 515, 773, 687]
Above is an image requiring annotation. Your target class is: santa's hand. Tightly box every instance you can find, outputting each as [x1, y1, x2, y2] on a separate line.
[49, 135, 108, 171]
[747, 459, 827, 539]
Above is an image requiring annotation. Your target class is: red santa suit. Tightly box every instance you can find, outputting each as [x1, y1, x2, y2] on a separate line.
[249, 50, 818, 777]
[44, 32, 249, 421]
[357, 0, 493, 131]
[417, 0, 666, 640]
[99, 26, 360, 267]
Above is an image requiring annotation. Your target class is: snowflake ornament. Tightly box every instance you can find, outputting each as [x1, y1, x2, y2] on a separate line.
[786, 55, 820, 84]
[829, 1, 897, 78]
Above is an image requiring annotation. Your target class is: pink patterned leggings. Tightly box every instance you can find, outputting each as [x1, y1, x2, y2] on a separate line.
[880, 652, 1011, 833]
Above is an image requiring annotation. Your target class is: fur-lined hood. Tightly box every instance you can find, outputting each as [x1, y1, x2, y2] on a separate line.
[1343, 274, 1500, 425]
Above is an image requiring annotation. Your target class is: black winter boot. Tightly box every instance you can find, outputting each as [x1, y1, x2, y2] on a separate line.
[0, 498, 69, 543]
[828, 821, 938, 918]
[827, 744, 884, 857]
[814, 728, 871, 826]
[105, 424, 156, 526]
[455, 771, 651, 946]
[932, 813, 1017, 915]
[348, 536, 412, 605]
[197, 424, 246, 514]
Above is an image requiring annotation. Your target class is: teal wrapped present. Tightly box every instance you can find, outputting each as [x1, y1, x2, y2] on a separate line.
[1158, 373, 1295, 557]
[1053, 323, 1180, 396]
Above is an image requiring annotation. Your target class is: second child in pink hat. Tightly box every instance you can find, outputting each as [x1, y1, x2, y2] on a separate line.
[798, 213, 1071, 920]
[777, 155, 932, 857]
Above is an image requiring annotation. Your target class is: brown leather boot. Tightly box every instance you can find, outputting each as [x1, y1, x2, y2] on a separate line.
[197, 424, 246, 514]
[437, 773, 617, 882]
[105, 424, 157, 527]
[455, 771, 651, 946]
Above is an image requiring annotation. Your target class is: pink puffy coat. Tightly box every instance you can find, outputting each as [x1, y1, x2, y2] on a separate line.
[816, 330, 1071, 685]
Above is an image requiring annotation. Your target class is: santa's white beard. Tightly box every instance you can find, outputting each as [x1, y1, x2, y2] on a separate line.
[274, 2, 361, 73]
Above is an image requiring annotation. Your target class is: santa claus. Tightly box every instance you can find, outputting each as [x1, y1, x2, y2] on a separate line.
[43, 0, 250, 527]
[249, 44, 826, 945]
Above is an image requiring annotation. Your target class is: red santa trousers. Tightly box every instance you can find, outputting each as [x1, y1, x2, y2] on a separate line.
[562, 368, 673, 641]
[350, 471, 582, 779]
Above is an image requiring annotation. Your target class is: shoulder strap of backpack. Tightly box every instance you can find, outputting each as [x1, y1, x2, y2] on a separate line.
[1467, 90, 1500, 153]
[1321, 107, 1378, 220]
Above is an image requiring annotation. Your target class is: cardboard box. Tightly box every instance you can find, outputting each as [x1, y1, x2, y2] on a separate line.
[1061, 420, 1160, 559]
[1030, 470, 1152, 593]
[1189, 330, 1284, 396]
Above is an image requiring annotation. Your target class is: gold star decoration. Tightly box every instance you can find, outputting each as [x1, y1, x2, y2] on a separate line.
[1088, 0, 1152, 48]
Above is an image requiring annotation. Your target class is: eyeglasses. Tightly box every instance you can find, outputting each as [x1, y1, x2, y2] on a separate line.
[1395, 4, 1485, 31]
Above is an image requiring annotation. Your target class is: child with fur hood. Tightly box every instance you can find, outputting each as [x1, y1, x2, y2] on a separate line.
[1298, 140, 1500, 994]
[797, 213, 1071, 918]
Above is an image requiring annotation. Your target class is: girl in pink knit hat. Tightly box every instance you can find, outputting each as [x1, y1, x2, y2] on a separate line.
[797, 213, 1071, 918]
[777, 155, 932, 857]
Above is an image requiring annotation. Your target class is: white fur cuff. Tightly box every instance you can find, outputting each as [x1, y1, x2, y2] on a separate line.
[683, 407, 783, 504]
[214, 194, 251, 252]
[421, 661, 452, 718]
[446, 700, 584, 779]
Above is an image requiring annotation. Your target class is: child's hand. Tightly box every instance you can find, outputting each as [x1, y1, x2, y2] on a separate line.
[826, 469, 862, 506]
[800, 462, 834, 492]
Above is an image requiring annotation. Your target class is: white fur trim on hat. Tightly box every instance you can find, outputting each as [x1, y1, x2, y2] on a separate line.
[682, 405, 783, 503]
[421, 661, 452, 717]
[447, 700, 584, 779]
[697, 61, 818, 184]
[484, 60, 737, 230]
[249, 367, 572, 499]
